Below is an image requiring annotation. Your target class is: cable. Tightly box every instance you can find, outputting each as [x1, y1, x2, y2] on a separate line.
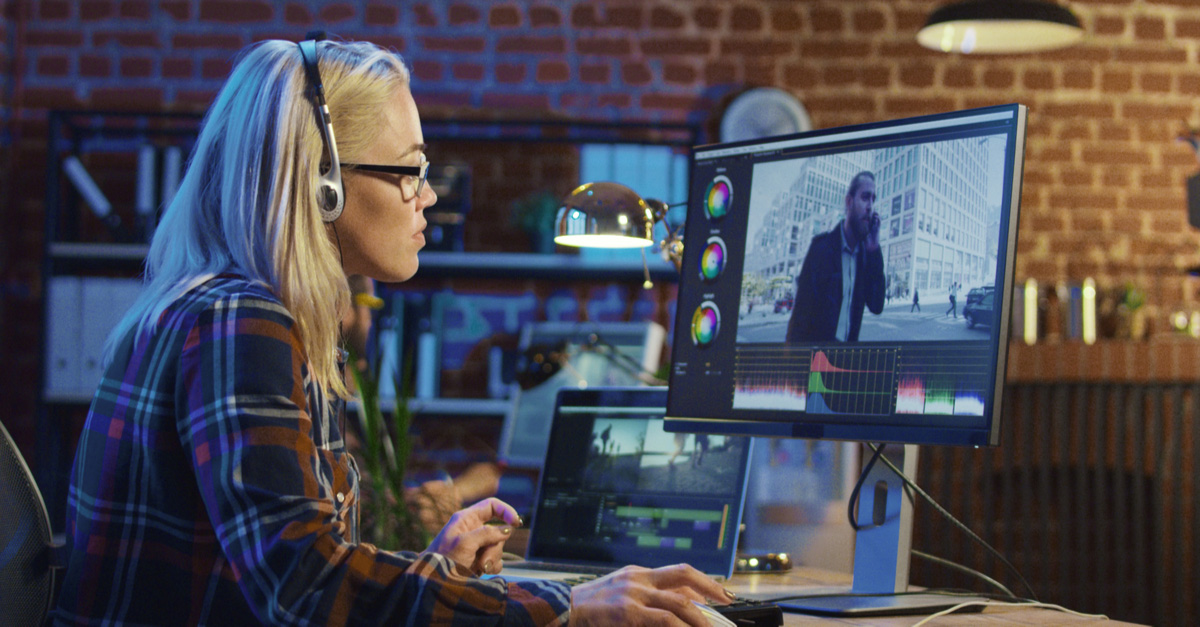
[910, 550, 1013, 598]
[909, 600, 1108, 627]
[866, 443, 1039, 602]
[846, 442, 887, 531]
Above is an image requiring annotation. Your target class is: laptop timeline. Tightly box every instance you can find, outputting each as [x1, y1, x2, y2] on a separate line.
[493, 387, 754, 583]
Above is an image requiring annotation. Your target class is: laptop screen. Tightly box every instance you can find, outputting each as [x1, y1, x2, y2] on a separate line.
[526, 387, 753, 577]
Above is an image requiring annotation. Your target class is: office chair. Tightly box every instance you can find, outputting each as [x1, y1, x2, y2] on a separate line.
[0, 420, 62, 626]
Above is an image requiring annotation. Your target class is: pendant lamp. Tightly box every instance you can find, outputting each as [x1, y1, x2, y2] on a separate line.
[917, 0, 1083, 54]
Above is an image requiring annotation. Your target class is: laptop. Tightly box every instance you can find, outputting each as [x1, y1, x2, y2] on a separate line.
[491, 386, 754, 583]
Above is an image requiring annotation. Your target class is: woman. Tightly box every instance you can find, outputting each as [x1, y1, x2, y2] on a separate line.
[55, 38, 731, 625]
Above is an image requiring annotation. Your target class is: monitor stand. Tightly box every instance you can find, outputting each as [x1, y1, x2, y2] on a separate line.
[778, 444, 987, 617]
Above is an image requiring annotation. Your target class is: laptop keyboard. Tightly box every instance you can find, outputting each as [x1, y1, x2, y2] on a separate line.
[510, 561, 616, 575]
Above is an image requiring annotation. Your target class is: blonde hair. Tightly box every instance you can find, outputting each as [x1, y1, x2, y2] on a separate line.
[104, 39, 411, 399]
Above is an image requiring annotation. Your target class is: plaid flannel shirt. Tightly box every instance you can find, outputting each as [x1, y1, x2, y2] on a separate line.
[54, 275, 570, 626]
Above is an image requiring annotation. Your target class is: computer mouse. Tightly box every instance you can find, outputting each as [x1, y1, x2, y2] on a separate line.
[692, 601, 736, 627]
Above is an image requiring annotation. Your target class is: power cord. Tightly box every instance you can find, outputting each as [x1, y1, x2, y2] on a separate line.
[864, 443, 1039, 601]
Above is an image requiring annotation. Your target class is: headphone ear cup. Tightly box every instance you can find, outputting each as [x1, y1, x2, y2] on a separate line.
[317, 179, 343, 222]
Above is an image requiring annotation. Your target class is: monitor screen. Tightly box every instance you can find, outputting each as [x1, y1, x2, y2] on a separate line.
[666, 104, 1027, 447]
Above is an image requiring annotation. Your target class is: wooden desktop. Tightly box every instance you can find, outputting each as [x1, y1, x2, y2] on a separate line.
[727, 567, 1146, 626]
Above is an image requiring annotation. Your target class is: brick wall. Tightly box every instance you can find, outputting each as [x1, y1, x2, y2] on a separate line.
[5, 0, 1200, 451]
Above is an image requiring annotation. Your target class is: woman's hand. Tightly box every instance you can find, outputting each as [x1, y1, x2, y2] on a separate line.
[569, 564, 735, 626]
[426, 497, 520, 576]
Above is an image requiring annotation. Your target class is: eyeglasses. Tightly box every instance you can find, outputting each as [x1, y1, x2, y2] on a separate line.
[342, 160, 430, 197]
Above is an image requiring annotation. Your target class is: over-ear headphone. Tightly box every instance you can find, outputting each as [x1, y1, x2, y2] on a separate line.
[297, 31, 344, 223]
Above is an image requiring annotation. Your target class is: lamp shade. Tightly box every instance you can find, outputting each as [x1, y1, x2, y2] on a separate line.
[554, 181, 655, 248]
[917, 0, 1083, 54]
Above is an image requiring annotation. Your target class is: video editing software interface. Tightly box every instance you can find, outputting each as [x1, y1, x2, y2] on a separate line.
[529, 390, 751, 575]
[667, 105, 1027, 446]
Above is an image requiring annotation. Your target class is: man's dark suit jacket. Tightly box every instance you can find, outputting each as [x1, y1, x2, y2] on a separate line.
[785, 224, 886, 342]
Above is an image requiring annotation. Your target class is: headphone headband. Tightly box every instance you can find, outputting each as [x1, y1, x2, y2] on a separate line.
[298, 32, 344, 222]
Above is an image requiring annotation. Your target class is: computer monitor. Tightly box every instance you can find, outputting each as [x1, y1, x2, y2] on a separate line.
[665, 104, 1027, 615]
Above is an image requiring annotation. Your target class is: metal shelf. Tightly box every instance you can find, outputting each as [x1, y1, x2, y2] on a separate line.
[47, 245, 679, 282]
[348, 397, 511, 416]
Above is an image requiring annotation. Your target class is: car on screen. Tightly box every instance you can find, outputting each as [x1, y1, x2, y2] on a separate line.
[963, 291, 994, 329]
[774, 297, 793, 313]
[966, 285, 995, 306]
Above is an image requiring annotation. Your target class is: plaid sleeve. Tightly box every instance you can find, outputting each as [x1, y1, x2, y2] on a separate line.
[177, 292, 570, 625]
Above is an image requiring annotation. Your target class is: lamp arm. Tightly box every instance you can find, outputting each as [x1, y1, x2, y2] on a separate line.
[648, 199, 685, 272]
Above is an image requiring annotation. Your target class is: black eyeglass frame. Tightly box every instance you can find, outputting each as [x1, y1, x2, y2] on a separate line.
[342, 161, 430, 197]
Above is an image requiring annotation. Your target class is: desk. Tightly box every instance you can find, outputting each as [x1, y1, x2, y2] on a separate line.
[727, 567, 1146, 626]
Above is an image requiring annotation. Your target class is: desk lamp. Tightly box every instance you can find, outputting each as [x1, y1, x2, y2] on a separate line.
[554, 181, 683, 287]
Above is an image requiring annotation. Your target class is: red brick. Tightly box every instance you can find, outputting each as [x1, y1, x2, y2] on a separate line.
[490, 5, 520, 27]
[162, 57, 192, 79]
[448, 4, 480, 25]
[651, 6, 684, 29]
[640, 93, 703, 113]
[80, 55, 111, 77]
[982, 68, 1015, 89]
[411, 60, 442, 81]
[1122, 102, 1193, 121]
[25, 30, 84, 46]
[81, 1, 115, 20]
[1094, 15, 1125, 36]
[1114, 46, 1186, 64]
[1140, 72, 1171, 92]
[1040, 102, 1115, 119]
[89, 87, 163, 109]
[1180, 72, 1200, 96]
[480, 93, 549, 111]
[1062, 67, 1094, 90]
[1101, 69, 1133, 93]
[801, 41, 869, 58]
[1177, 18, 1200, 39]
[451, 63, 484, 81]
[319, 4, 355, 23]
[730, 6, 762, 31]
[621, 62, 653, 86]
[494, 63, 525, 83]
[722, 39, 793, 57]
[706, 62, 737, 84]
[496, 36, 564, 55]
[423, 36, 486, 53]
[900, 64, 934, 88]
[536, 61, 569, 83]
[39, 0, 70, 19]
[366, 3, 399, 26]
[199, 1, 272, 22]
[201, 58, 232, 80]
[642, 37, 709, 56]
[771, 8, 802, 32]
[21, 87, 79, 109]
[811, 7, 844, 33]
[574, 37, 628, 56]
[1023, 68, 1052, 90]
[852, 8, 886, 34]
[1059, 167, 1093, 187]
[571, 5, 599, 28]
[120, 1, 150, 18]
[1058, 122, 1090, 141]
[174, 89, 218, 109]
[529, 6, 559, 27]
[94, 31, 159, 47]
[579, 63, 609, 84]
[821, 64, 856, 87]
[604, 6, 642, 29]
[36, 55, 69, 77]
[862, 66, 890, 88]
[1134, 16, 1165, 40]
[694, 7, 721, 29]
[663, 63, 696, 85]
[119, 57, 153, 78]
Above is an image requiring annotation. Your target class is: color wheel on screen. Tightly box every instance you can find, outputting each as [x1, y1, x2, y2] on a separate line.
[699, 236, 726, 281]
[691, 302, 721, 346]
[705, 175, 733, 220]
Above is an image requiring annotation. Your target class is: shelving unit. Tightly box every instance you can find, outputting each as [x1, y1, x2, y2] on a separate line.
[37, 109, 701, 529]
